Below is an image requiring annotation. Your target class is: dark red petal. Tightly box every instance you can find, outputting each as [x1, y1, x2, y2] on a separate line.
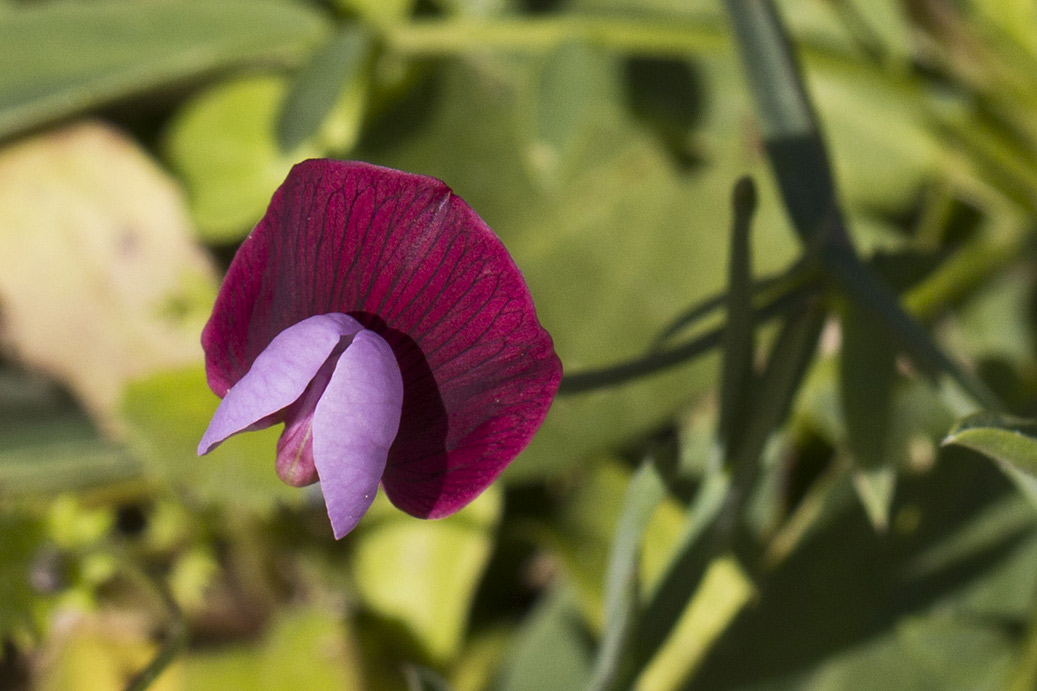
[202, 160, 562, 518]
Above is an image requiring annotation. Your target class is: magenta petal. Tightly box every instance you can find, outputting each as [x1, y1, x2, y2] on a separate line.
[312, 329, 403, 539]
[202, 160, 562, 519]
[198, 313, 365, 455]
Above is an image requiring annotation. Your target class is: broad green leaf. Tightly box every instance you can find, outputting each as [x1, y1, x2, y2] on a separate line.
[0, 0, 328, 141]
[943, 412, 1037, 510]
[840, 300, 898, 530]
[164, 75, 323, 243]
[120, 367, 301, 516]
[351, 487, 501, 662]
[0, 122, 216, 428]
[276, 26, 374, 153]
[495, 588, 594, 691]
[528, 42, 613, 186]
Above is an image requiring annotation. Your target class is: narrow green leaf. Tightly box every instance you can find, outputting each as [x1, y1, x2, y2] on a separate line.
[723, 0, 1001, 412]
[943, 412, 1037, 510]
[824, 244, 1001, 411]
[497, 588, 593, 691]
[727, 297, 827, 474]
[276, 26, 373, 152]
[0, 0, 328, 141]
[610, 470, 730, 690]
[718, 176, 758, 453]
[721, 0, 841, 246]
[840, 299, 898, 530]
[587, 461, 667, 691]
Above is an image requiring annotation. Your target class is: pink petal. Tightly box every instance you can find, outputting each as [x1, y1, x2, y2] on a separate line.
[312, 329, 404, 538]
[198, 313, 365, 455]
[202, 160, 562, 519]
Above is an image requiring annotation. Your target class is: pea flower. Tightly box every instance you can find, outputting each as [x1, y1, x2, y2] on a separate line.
[197, 160, 561, 538]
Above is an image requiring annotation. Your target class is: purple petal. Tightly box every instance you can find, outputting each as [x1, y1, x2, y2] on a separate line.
[202, 160, 562, 519]
[198, 313, 365, 455]
[312, 329, 403, 539]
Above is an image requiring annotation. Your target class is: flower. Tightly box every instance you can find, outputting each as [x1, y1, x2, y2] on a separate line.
[197, 160, 561, 538]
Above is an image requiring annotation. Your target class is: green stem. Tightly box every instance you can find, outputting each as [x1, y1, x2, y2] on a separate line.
[382, 16, 726, 56]
[558, 281, 815, 394]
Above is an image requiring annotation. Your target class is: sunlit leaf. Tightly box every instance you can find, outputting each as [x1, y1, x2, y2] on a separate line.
[351, 487, 501, 662]
[0, 0, 328, 141]
[638, 555, 754, 691]
[691, 450, 1037, 689]
[164, 75, 323, 243]
[336, 0, 416, 26]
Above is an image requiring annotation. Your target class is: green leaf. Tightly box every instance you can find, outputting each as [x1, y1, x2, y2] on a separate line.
[0, 0, 328, 141]
[943, 412, 1037, 510]
[120, 367, 301, 516]
[496, 588, 594, 691]
[529, 42, 613, 186]
[638, 555, 754, 690]
[351, 487, 501, 662]
[588, 461, 667, 691]
[723, 0, 839, 246]
[276, 26, 374, 153]
[692, 449, 1037, 690]
[840, 299, 898, 530]
[164, 75, 323, 243]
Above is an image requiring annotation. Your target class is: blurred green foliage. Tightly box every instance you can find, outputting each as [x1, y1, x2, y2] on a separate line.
[1, 0, 1037, 689]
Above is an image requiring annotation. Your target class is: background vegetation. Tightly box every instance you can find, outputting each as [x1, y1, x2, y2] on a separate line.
[1, 0, 1036, 689]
